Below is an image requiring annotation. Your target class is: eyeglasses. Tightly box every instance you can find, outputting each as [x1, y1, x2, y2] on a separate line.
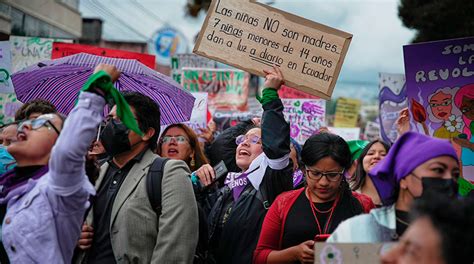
[161, 135, 188, 144]
[305, 166, 344, 182]
[17, 116, 61, 135]
[235, 134, 261, 145]
[429, 100, 451, 108]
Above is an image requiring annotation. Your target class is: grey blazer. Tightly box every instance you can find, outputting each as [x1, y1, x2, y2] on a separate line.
[75, 149, 199, 264]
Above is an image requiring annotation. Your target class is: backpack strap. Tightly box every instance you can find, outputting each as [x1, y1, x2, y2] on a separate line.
[146, 157, 169, 216]
[256, 185, 270, 210]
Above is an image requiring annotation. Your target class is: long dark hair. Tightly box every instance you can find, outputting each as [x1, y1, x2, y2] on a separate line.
[301, 133, 363, 214]
[350, 139, 390, 191]
[157, 123, 209, 171]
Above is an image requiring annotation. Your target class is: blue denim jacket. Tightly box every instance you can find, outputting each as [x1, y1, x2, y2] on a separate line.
[1, 92, 104, 263]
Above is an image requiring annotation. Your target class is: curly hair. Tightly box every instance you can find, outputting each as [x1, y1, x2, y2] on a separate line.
[15, 99, 57, 121]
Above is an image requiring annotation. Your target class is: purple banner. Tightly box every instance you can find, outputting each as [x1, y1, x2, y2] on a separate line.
[378, 73, 407, 144]
[404, 37, 474, 181]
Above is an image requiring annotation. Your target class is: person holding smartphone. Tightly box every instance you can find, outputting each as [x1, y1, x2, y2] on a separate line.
[253, 133, 374, 264]
[194, 66, 293, 264]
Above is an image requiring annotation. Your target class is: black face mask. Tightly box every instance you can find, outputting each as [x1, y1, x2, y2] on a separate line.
[419, 177, 458, 198]
[100, 119, 131, 157]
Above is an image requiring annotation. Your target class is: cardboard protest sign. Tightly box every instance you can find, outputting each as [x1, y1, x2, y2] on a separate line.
[278, 85, 319, 99]
[282, 98, 325, 144]
[328, 127, 361, 141]
[183, 92, 209, 131]
[364, 121, 381, 141]
[334, 97, 361, 128]
[181, 68, 249, 112]
[378, 72, 407, 144]
[193, 0, 352, 99]
[0, 42, 14, 93]
[0, 93, 22, 125]
[314, 243, 395, 264]
[51, 42, 156, 69]
[171, 54, 216, 84]
[404, 37, 474, 181]
[11, 36, 72, 72]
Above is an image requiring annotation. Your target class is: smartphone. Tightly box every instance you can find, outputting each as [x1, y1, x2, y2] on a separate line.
[314, 234, 330, 242]
[200, 161, 228, 190]
[212, 160, 228, 183]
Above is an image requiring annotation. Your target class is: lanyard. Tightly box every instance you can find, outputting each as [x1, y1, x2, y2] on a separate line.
[306, 187, 339, 235]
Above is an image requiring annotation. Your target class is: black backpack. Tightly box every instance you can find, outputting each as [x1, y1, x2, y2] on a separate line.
[146, 157, 209, 264]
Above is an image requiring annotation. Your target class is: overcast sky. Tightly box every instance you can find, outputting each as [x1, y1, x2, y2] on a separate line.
[80, 0, 415, 100]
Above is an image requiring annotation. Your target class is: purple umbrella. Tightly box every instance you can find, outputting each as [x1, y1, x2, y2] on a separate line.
[12, 53, 195, 125]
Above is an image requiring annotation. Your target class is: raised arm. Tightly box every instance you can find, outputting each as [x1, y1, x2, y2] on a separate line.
[48, 65, 119, 195]
[260, 66, 290, 161]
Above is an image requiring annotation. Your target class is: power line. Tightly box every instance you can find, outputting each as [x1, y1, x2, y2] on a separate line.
[82, 0, 134, 38]
[89, 0, 149, 40]
[129, 0, 165, 24]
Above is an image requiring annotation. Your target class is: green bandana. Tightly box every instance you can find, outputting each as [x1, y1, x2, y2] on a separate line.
[80, 71, 144, 136]
[458, 177, 473, 197]
[256, 88, 279, 105]
[347, 140, 370, 162]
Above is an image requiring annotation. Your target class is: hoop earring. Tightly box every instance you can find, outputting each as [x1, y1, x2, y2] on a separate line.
[190, 156, 195, 168]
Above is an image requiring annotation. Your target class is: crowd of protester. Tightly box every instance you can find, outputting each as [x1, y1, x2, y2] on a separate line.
[0, 63, 472, 263]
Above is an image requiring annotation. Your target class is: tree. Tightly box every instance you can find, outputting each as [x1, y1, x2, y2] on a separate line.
[398, 0, 474, 43]
[186, 0, 211, 17]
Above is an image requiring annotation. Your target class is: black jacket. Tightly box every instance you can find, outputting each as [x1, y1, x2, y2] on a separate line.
[205, 98, 293, 264]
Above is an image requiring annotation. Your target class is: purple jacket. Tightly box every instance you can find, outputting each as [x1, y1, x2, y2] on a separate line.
[1, 92, 104, 263]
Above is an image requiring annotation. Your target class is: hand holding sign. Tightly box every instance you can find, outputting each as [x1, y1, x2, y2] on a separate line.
[263, 66, 284, 90]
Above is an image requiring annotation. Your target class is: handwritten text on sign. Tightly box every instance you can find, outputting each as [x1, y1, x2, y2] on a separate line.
[193, 0, 352, 99]
[282, 98, 326, 145]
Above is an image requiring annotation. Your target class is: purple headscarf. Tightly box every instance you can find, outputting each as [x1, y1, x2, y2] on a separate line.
[369, 132, 458, 206]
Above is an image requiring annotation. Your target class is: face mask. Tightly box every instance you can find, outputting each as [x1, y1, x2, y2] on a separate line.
[419, 177, 458, 198]
[0, 145, 16, 175]
[95, 152, 109, 161]
[100, 119, 131, 157]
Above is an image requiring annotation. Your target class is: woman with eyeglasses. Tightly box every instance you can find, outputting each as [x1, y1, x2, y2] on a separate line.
[157, 123, 209, 171]
[194, 66, 293, 264]
[327, 132, 460, 243]
[0, 64, 124, 263]
[253, 133, 374, 264]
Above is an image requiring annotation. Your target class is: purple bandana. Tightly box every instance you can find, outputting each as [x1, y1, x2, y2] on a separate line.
[292, 169, 304, 187]
[0, 165, 49, 201]
[225, 172, 249, 201]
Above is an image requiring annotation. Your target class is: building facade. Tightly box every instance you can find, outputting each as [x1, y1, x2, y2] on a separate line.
[0, 0, 82, 40]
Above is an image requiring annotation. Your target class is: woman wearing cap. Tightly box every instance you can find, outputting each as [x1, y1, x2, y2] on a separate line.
[253, 133, 375, 264]
[194, 66, 293, 264]
[350, 139, 391, 206]
[327, 132, 460, 242]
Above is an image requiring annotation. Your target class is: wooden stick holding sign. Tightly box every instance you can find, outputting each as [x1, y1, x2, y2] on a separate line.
[193, 0, 352, 99]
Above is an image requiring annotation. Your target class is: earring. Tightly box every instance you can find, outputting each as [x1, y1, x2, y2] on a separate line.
[190, 156, 195, 168]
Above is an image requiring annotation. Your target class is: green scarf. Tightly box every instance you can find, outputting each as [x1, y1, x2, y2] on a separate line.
[256, 88, 279, 105]
[458, 177, 473, 197]
[80, 70, 144, 136]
